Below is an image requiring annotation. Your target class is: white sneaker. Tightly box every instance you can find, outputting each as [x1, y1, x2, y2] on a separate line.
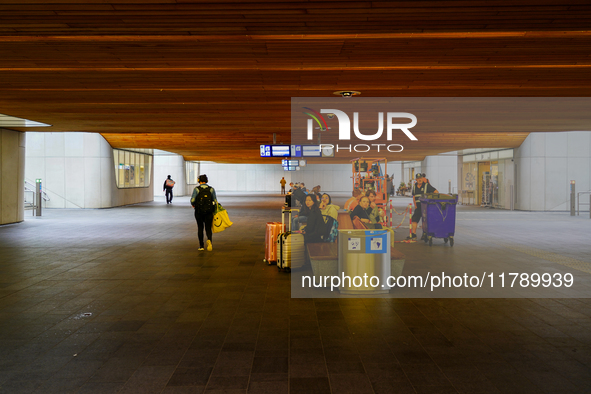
[206, 240, 212, 251]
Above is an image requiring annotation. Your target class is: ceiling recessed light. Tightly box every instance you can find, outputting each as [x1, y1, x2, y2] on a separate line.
[333, 91, 361, 98]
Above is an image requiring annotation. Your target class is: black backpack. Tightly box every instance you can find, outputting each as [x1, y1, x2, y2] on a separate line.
[195, 186, 215, 215]
[322, 215, 339, 242]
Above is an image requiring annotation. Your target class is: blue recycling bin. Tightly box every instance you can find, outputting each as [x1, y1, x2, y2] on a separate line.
[419, 194, 458, 246]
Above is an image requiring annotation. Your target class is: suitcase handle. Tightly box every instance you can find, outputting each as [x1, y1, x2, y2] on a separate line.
[282, 208, 299, 232]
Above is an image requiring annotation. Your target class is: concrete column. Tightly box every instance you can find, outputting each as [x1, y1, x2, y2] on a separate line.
[1, 128, 26, 224]
[154, 150, 186, 196]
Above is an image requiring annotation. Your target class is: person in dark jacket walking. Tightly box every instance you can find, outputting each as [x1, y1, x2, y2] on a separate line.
[190, 174, 217, 251]
[301, 194, 325, 243]
[163, 175, 175, 204]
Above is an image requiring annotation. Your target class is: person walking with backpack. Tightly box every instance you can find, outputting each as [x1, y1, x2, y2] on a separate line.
[163, 175, 175, 204]
[190, 174, 217, 251]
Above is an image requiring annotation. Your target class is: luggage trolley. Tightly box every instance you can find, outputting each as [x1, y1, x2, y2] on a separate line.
[419, 194, 458, 246]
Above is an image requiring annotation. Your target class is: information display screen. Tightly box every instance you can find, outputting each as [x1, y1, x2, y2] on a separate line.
[291, 145, 302, 157]
[260, 145, 271, 157]
[272, 145, 290, 157]
[302, 145, 322, 157]
[282, 160, 301, 170]
[260, 145, 291, 157]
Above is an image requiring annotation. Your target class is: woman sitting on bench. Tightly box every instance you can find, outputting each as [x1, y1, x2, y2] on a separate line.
[351, 196, 383, 229]
[302, 195, 326, 243]
[319, 193, 339, 221]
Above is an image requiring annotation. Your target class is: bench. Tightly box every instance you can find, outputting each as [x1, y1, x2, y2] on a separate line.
[306, 210, 405, 283]
[337, 211, 355, 230]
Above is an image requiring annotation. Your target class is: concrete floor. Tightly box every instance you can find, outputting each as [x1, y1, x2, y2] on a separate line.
[0, 194, 590, 393]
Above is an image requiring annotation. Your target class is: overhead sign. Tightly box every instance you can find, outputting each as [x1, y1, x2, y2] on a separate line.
[260, 145, 290, 157]
[262, 144, 328, 158]
[302, 145, 321, 157]
[291, 145, 302, 157]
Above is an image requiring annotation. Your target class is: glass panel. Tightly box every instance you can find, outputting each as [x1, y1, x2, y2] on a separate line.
[479, 162, 491, 206]
[112, 149, 152, 188]
[132, 153, 138, 187]
[113, 149, 119, 186]
[124, 151, 130, 187]
[491, 161, 499, 207]
[461, 162, 477, 205]
[139, 154, 145, 186]
[496, 160, 505, 208]
[146, 155, 152, 187]
[119, 150, 125, 188]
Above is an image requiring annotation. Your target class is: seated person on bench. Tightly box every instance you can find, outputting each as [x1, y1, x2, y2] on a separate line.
[351, 196, 383, 229]
[301, 195, 325, 243]
[366, 190, 385, 224]
[319, 193, 339, 221]
[292, 183, 307, 207]
[344, 188, 362, 212]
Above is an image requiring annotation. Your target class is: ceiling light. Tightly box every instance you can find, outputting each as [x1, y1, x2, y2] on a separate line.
[333, 91, 361, 98]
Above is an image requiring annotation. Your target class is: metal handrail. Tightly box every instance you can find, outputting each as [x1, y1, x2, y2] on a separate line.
[577, 191, 591, 216]
[24, 189, 37, 214]
[24, 180, 50, 201]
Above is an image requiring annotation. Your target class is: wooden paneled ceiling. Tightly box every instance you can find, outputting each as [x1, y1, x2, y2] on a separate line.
[1, 1, 591, 163]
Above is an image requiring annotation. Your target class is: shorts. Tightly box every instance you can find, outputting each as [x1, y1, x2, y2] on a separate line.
[411, 204, 422, 223]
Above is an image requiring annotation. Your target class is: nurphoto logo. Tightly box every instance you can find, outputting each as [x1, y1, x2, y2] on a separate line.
[304, 108, 418, 154]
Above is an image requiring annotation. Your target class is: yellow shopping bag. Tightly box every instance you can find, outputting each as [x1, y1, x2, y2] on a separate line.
[212, 203, 233, 233]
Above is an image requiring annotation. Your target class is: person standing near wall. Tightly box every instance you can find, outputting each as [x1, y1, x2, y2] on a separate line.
[386, 174, 393, 197]
[280, 177, 287, 194]
[191, 174, 217, 251]
[163, 175, 175, 204]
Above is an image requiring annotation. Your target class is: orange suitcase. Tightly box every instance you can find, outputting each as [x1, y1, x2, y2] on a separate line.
[264, 222, 283, 264]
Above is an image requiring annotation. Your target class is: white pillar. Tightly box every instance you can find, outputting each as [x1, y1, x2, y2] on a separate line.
[1, 128, 26, 224]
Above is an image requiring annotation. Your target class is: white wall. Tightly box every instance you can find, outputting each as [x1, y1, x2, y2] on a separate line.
[387, 162, 403, 188]
[26, 132, 153, 208]
[0, 128, 25, 224]
[290, 164, 352, 193]
[195, 162, 287, 193]
[196, 162, 351, 193]
[194, 161, 402, 194]
[515, 131, 591, 211]
[154, 150, 186, 197]
[421, 153, 458, 194]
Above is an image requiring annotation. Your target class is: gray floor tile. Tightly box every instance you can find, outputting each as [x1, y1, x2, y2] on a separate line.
[0, 196, 590, 393]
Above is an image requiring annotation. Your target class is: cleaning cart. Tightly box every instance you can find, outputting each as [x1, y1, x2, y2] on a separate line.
[419, 194, 458, 246]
